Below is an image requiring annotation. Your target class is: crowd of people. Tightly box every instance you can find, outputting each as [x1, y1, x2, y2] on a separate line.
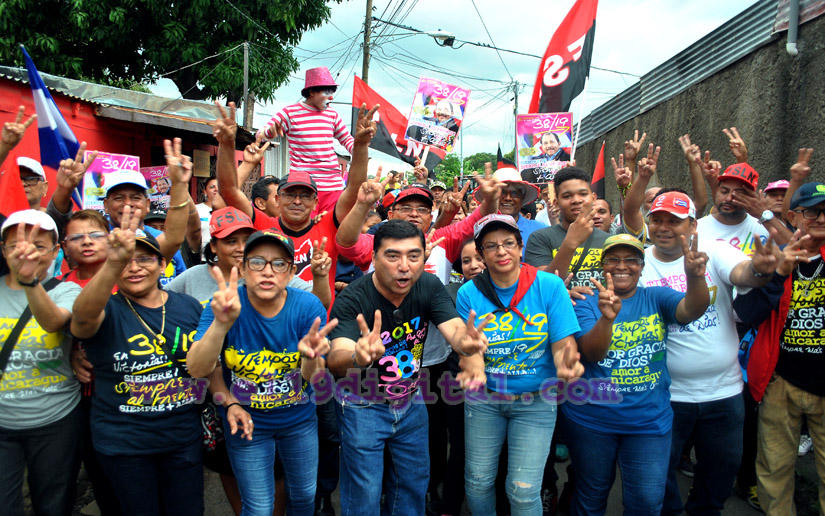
[0, 65, 823, 516]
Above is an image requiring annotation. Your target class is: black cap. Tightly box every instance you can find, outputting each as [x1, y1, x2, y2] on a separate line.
[144, 210, 167, 222]
[243, 229, 295, 260]
[134, 229, 162, 256]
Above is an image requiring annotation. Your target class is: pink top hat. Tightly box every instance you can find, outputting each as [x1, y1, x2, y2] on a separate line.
[302, 67, 337, 97]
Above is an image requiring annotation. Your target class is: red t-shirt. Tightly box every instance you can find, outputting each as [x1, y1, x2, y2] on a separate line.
[251, 207, 339, 299]
[60, 269, 118, 293]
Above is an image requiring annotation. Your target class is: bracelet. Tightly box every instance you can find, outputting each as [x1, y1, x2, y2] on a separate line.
[456, 347, 473, 357]
[750, 262, 771, 278]
[169, 199, 190, 210]
[16, 276, 39, 288]
[225, 402, 242, 410]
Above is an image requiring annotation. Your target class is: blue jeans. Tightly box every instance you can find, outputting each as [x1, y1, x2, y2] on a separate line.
[336, 400, 429, 516]
[96, 437, 203, 516]
[563, 416, 671, 516]
[224, 415, 318, 516]
[464, 397, 556, 516]
[662, 393, 744, 516]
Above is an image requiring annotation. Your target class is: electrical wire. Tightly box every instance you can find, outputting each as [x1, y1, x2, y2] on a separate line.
[157, 43, 244, 78]
[468, 0, 513, 81]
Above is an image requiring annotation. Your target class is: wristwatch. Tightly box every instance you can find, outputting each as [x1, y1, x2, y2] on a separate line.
[758, 209, 774, 224]
[17, 276, 40, 288]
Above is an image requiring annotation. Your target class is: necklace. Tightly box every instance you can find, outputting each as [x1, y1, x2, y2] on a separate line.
[796, 259, 824, 297]
[124, 293, 167, 346]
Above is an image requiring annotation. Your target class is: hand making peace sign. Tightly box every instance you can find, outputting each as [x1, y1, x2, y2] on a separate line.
[298, 317, 339, 360]
[354, 310, 386, 367]
[209, 265, 241, 325]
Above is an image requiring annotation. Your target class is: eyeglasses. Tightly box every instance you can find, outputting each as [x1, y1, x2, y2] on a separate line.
[501, 188, 524, 199]
[394, 206, 431, 216]
[246, 257, 292, 273]
[21, 176, 44, 186]
[279, 191, 317, 202]
[481, 239, 519, 253]
[794, 208, 825, 220]
[603, 257, 644, 267]
[128, 255, 159, 267]
[65, 231, 107, 243]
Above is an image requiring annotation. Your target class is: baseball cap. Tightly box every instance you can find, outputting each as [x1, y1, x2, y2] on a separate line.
[648, 191, 697, 219]
[134, 228, 162, 256]
[104, 170, 149, 195]
[210, 207, 254, 239]
[244, 229, 295, 260]
[278, 171, 318, 193]
[17, 157, 46, 179]
[764, 179, 790, 193]
[790, 182, 825, 210]
[718, 163, 759, 191]
[143, 210, 167, 222]
[430, 181, 447, 190]
[382, 189, 401, 208]
[1, 209, 59, 242]
[603, 233, 645, 259]
[473, 213, 520, 245]
[393, 186, 434, 208]
[473, 166, 539, 206]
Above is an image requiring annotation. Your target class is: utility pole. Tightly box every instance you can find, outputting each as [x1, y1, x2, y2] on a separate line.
[362, 0, 373, 84]
[512, 81, 519, 158]
[242, 41, 250, 129]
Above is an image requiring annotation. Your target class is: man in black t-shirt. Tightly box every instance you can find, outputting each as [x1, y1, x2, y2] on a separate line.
[328, 220, 489, 516]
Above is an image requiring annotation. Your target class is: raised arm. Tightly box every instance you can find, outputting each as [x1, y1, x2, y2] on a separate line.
[237, 138, 271, 186]
[71, 206, 142, 339]
[335, 104, 379, 223]
[52, 142, 97, 215]
[542, 198, 595, 275]
[783, 148, 814, 219]
[576, 275, 621, 363]
[296, 317, 338, 380]
[623, 130, 646, 178]
[678, 135, 708, 217]
[336, 173, 385, 249]
[674, 233, 710, 324]
[187, 266, 240, 378]
[0, 106, 36, 168]
[723, 127, 748, 164]
[156, 138, 194, 260]
[309, 238, 333, 310]
[214, 102, 253, 217]
[729, 229, 779, 288]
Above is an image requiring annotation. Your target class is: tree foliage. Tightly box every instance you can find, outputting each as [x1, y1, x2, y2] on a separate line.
[462, 152, 495, 174]
[0, 0, 337, 103]
[433, 153, 461, 185]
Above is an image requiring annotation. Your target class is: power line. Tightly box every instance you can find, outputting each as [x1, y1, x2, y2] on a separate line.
[468, 0, 513, 81]
[155, 43, 244, 79]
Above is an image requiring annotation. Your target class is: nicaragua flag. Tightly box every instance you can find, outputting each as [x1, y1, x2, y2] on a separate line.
[20, 45, 83, 207]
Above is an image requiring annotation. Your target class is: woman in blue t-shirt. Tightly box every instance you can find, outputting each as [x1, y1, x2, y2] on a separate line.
[187, 229, 336, 516]
[456, 214, 583, 516]
[563, 233, 709, 515]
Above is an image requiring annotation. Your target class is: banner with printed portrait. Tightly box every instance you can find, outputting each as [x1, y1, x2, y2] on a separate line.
[140, 166, 171, 210]
[404, 77, 470, 152]
[516, 112, 573, 184]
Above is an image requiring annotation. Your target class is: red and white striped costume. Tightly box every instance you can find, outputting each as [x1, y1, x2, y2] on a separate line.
[258, 102, 354, 193]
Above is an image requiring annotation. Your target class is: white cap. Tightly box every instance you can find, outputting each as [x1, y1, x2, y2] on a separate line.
[17, 157, 46, 179]
[103, 169, 148, 196]
[1, 209, 59, 242]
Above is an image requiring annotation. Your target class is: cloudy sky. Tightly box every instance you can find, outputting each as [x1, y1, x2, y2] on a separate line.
[152, 0, 760, 171]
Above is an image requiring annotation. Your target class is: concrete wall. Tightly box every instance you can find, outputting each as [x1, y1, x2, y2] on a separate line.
[574, 13, 825, 213]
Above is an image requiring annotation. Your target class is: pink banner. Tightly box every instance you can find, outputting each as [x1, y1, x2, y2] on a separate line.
[516, 113, 573, 183]
[404, 77, 470, 152]
[141, 166, 171, 210]
[82, 151, 140, 210]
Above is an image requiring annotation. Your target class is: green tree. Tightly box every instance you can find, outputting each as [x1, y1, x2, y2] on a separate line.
[434, 153, 461, 185]
[503, 148, 516, 163]
[0, 0, 337, 103]
[462, 152, 495, 174]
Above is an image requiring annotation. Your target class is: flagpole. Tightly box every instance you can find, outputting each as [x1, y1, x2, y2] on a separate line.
[570, 77, 589, 163]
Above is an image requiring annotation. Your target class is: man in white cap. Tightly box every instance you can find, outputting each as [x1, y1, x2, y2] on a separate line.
[257, 66, 358, 214]
[475, 165, 546, 258]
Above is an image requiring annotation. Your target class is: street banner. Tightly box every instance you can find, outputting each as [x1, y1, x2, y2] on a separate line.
[516, 112, 573, 184]
[404, 77, 470, 152]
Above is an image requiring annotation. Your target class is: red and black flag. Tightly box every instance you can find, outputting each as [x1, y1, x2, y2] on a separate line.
[591, 140, 605, 199]
[528, 0, 598, 114]
[351, 76, 445, 171]
[496, 145, 516, 169]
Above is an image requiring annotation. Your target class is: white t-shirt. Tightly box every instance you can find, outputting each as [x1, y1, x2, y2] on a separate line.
[640, 239, 748, 402]
[697, 214, 768, 257]
[196, 203, 212, 248]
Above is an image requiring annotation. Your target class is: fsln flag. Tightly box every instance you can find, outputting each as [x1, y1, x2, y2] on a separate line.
[351, 76, 445, 171]
[496, 145, 516, 169]
[20, 45, 83, 206]
[528, 0, 598, 114]
[0, 152, 33, 217]
[591, 140, 605, 199]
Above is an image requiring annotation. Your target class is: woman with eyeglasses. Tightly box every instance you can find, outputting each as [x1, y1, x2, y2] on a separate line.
[562, 234, 709, 515]
[71, 206, 206, 516]
[187, 229, 336, 516]
[456, 214, 583, 516]
[60, 210, 110, 287]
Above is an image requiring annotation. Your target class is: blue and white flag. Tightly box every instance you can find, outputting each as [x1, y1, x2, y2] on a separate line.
[20, 45, 83, 206]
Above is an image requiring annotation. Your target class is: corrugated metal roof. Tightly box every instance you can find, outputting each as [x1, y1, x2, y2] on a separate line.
[578, 0, 783, 145]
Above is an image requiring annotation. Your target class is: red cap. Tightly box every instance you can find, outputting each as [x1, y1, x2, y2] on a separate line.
[382, 189, 400, 208]
[718, 163, 759, 191]
[210, 207, 254, 239]
[393, 186, 433, 208]
[279, 171, 318, 193]
[649, 191, 697, 219]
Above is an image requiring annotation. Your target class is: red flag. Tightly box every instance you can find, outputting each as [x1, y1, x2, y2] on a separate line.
[591, 141, 605, 199]
[496, 145, 515, 169]
[351, 76, 445, 171]
[0, 153, 32, 217]
[528, 0, 598, 114]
